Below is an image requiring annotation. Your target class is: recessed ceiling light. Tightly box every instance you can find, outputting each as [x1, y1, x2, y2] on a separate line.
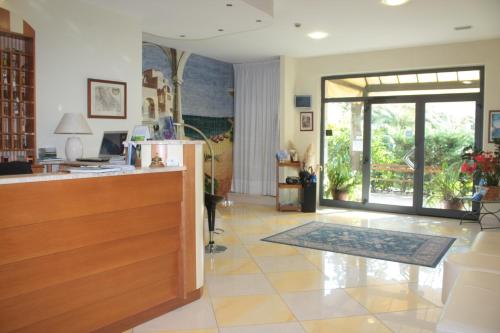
[218, 29, 224, 32]
[381, 0, 410, 6]
[226, 3, 233, 6]
[308, 31, 329, 40]
[179, 34, 186, 38]
[454, 25, 472, 31]
[256, 19, 262, 23]
[462, 80, 473, 85]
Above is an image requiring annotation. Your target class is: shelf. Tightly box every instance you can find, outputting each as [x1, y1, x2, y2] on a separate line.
[278, 204, 301, 212]
[278, 161, 301, 167]
[278, 183, 302, 189]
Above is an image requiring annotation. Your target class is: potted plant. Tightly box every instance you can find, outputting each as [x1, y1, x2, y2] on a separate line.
[426, 162, 469, 209]
[326, 163, 357, 200]
[461, 139, 500, 199]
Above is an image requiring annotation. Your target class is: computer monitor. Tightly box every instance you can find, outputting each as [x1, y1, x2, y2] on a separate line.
[99, 131, 128, 157]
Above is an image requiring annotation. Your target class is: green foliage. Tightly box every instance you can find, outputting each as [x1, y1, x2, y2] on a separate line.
[425, 162, 471, 205]
[325, 127, 358, 196]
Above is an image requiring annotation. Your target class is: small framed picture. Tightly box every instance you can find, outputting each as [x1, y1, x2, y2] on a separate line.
[489, 110, 500, 142]
[88, 78, 127, 119]
[300, 111, 313, 131]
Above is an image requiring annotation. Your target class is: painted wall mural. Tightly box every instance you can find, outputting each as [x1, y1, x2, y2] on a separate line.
[142, 42, 234, 196]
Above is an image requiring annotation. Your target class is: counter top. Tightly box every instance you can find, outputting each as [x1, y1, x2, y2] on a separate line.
[126, 140, 205, 145]
[0, 166, 186, 185]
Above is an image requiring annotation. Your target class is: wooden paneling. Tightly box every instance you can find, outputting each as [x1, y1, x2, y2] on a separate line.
[1, 255, 178, 332]
[0, 172, 183, 228]
[0, 171, 201, 333]
[0, 230, 179, 300]
[15, 278, 178, 333]
[0, 203, 180, 265]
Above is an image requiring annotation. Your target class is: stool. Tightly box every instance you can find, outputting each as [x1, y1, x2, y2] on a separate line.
[204, 193, 227, 254]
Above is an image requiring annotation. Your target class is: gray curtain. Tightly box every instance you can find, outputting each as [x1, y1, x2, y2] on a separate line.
[232, 60, 280, 195]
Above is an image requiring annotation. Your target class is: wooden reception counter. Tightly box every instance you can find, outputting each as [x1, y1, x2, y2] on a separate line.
[0, 143, 205, 332]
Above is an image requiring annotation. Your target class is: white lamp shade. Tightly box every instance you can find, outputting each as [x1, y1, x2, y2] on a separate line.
[54, 113, 92, 134]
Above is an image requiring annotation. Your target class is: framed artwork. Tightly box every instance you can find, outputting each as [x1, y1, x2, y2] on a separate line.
[489, 110, 500, 142]
[300, 111, 313, 131]
[87, 78, 127, 119]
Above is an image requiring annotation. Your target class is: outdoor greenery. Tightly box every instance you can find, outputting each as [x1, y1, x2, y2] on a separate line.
[324, 103, 475, 207]
[425, 162, 471, 207]
[325, 126, 360, 199]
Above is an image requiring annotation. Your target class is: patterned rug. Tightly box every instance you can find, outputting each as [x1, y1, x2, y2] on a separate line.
[262, 222, 455, 267]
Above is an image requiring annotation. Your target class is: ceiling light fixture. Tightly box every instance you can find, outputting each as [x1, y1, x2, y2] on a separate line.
[308, 31, 329, 40]
[381, 0, 410, 6]
[218, 29, 224, 32]
[179, 34, 186, 38]
[454, 25, 472, 31]
[256, 19, 262, 23]
[226, 3, 233, 7]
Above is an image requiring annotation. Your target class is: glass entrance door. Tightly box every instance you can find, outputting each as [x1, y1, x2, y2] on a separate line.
[368, 103, 416, 208]
[422, 101, 476, 212]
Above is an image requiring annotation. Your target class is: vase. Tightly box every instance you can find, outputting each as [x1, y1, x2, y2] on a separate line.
[332, 190, 349, 201]
[483, 186, 500, 200]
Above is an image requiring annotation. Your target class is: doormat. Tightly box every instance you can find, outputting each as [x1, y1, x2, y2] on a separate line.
[262, 222, 455, 267]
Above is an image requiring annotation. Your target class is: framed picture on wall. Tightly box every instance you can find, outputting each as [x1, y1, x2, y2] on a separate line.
[489, 110, 500, 142]
[88, 78, 127, 119]
[300, 111, 313, 131]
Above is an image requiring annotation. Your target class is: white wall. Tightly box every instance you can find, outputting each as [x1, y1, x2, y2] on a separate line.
[1, 0, 142, 157]
[282, 39, 500, 160]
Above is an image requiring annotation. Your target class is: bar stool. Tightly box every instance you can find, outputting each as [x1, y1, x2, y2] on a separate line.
[205, 193, 227, 253]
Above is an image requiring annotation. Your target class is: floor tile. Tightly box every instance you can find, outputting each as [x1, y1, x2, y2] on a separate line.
[254, 255, 317, 272]
[219, 322, 305, 333]
[205, 257, 260, 275]
[205, 244, 251, 258]
[345, 284, 435, 313]
[206, 274, 275, 297]
[211, 294, 294, 327]
[281, 289, 369, 320]
[246, 242, 300, 257]
[301, 315, 392, 333]
[266, 270, 326, 292]
[132, 298, 216, 332]
[376, 308, 442, 333]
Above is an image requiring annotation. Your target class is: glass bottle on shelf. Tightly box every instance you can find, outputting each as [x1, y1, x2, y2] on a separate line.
[4, 102, 9, 116]
[2, 85, 8, 99]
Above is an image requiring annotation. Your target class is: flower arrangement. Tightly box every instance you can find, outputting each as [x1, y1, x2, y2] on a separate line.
[461, 139, 500, 186]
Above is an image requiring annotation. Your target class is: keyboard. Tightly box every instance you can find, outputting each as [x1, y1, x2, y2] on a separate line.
[76, 157, 110, 162]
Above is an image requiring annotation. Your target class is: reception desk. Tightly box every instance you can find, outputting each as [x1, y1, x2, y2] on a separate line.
[0, 142, 205, 332]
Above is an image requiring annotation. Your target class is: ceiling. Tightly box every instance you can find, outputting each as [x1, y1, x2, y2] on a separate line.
[84, 0, 500, 63]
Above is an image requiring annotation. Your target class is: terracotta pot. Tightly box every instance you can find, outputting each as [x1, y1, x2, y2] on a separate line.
[483, 186, 500, 200]
[443, 199, 462, 210]
[333, 190, 349, 201]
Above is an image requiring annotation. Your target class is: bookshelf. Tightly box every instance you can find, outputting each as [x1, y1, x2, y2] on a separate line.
[276, 160, 302, 211]
[0, 8, 36, 163]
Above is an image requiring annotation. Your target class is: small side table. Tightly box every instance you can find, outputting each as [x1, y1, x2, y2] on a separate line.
[459, 196, 500, 230]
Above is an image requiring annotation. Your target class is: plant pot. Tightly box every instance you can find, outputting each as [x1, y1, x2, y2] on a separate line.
[483, 186, 500, 200]
[332, 189, 349, 201]
[443, 198, 462, 210]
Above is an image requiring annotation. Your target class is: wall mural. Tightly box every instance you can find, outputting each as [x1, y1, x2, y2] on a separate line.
[142, 42, 234, 196]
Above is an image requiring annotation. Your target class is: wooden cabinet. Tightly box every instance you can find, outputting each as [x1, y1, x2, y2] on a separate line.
[0, 8, 36, 163]
[276, 160, 302, 211]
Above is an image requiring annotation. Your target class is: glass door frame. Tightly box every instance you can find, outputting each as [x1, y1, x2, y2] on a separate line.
[319, 66, 484, 219]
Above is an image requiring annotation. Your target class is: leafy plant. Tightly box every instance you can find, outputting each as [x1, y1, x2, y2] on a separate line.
[461, 138, 500, 186]
[425, 162, 470, 206]
[325, 126, 358, 196]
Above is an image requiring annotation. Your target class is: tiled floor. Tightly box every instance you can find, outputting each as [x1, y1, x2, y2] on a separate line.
[130, 199, 482, 333]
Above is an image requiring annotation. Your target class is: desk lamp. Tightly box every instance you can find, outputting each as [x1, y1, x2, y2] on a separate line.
[54, 113, 92, 161]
